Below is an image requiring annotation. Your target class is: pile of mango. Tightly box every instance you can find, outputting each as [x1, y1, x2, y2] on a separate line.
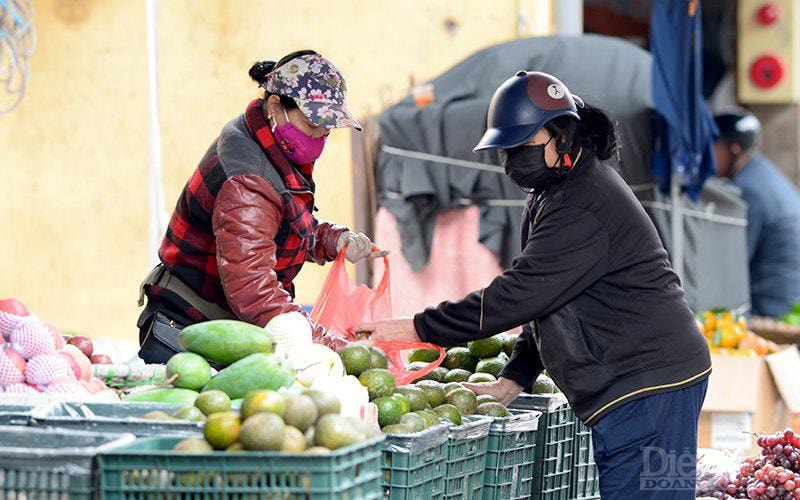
[697, 310, 779, 357]
[125, 320, 294, 406]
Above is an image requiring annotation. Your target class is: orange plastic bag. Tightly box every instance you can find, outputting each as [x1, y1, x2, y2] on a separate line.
[311, 247, 444, 385]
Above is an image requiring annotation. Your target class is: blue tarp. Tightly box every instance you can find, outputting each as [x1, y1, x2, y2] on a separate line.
[651, 0, 719, 200]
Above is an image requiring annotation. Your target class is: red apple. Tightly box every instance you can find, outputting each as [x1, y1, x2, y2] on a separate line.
[67, 336, 93, 358]
[0, 299, 29, 316]
[90, 354, 112, 365]
[60, 345, 92, 382]
[47, 324, 65, 350]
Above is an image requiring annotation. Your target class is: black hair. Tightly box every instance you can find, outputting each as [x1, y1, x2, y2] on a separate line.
[248, 49, 318, 110]
[547, 101, 620, 161]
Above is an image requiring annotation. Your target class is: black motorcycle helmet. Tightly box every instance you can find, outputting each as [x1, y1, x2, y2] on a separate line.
[474, 71, 582, 152]
[714, 108, 761, 152]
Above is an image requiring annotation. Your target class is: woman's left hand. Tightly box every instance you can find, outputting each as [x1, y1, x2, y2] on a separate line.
[337, 231, 390, 263]
[354, 318, 420, 343]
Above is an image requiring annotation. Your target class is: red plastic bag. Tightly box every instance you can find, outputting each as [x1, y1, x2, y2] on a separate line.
[311, 247, 444, 385]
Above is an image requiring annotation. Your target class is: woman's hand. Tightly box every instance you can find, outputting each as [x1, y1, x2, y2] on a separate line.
[337, 231, 390, 263]
[353, 318, 420, 343]
[463, 377, 524, 406]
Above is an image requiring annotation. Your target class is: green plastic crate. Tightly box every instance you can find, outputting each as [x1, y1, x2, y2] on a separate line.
[510, 394, 575, 500]
[383, 424, 449, 500]
[0, 404, 35, 426]
[571, 419, 600, 499]
[97, 435, 386, 499]
[443, 416, 490, 499]
[0, 424, 135, 500]
[482, 409, 541, 500]
[29, 401, 202, 437]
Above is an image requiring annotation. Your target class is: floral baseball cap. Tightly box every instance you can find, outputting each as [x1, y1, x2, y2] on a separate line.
[263, 53, 362, 131]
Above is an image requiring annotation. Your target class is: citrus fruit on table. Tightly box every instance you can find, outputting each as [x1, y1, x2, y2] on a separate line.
[239, 412, 285, 451]
[314, 414, 365, 450]
[283, 394, 319, 432]
[204, 411, 241, 449]
[195, 390, 232, 416]
[241, 390, 285, 419]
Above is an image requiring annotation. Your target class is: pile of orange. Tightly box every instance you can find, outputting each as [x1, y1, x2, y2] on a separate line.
[697, 310, 779, 357]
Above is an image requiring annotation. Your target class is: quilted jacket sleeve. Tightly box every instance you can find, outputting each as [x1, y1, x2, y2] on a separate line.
[212, 174, 347, 351]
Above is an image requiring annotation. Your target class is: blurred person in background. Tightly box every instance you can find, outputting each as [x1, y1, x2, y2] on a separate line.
[713, 108, 800, 317]
[137, 50, 384, 363]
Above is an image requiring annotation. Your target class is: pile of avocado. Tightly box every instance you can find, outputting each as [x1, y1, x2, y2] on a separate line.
[337, 343, 516, 434]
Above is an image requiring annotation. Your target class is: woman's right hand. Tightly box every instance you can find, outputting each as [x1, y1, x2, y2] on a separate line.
[463, 377, 524, 406]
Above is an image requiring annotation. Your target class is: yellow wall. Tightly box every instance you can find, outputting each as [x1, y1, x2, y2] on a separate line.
[0, 0, 553, 340]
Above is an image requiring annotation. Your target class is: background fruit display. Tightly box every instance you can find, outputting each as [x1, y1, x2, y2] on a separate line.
[779, 303, 800, 327]
[698, 428, 800, 499]
[697, 310, 780, 356]
[0, 297, 114, 397]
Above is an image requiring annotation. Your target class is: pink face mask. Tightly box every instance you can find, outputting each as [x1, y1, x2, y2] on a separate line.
[272, 109, 327, 164]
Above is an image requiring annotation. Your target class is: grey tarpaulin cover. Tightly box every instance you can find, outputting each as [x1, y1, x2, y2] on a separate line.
[376, 34, 749, 311]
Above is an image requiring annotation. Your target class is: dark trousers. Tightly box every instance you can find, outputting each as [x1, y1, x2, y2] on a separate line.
[591, 379, 708, 499]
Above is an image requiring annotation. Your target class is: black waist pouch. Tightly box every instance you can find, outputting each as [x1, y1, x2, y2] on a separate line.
[138, 311, 186, 364]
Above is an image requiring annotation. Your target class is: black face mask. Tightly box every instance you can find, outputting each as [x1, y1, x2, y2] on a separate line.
[499, 141, 562, 192]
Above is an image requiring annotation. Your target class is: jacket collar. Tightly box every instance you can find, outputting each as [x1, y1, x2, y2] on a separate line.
[244, 99, 315, 192]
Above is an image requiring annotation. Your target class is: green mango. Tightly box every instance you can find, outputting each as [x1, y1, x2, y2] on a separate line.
[178, 320, 275, 366]
[123, 388, 199, 406]
[202, 353, 294, 399]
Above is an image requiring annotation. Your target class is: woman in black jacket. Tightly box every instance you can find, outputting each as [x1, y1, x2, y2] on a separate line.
[358, 71, 711, 499]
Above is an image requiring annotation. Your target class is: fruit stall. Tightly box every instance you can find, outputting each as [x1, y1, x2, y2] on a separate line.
[0, 295, 603, 500]
[4, 293, 800, 499]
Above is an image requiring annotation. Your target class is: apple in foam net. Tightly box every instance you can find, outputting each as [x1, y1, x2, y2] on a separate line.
[0, 299, 29, 316]
[4, 347, 26, 374]
[60, 345, 92, 382]
[46, 324, 65, 350]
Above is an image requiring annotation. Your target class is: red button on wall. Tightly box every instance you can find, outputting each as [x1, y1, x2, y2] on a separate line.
[756, 3, 780, 25]
[750, 55, 785, 88]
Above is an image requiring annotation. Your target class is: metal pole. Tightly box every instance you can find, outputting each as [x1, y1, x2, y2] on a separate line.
[671, 173, 685, 281]
[145, 0, 165, 265]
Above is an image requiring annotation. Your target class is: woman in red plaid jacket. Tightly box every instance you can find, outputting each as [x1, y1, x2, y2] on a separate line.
[137, 50, 382, 363]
